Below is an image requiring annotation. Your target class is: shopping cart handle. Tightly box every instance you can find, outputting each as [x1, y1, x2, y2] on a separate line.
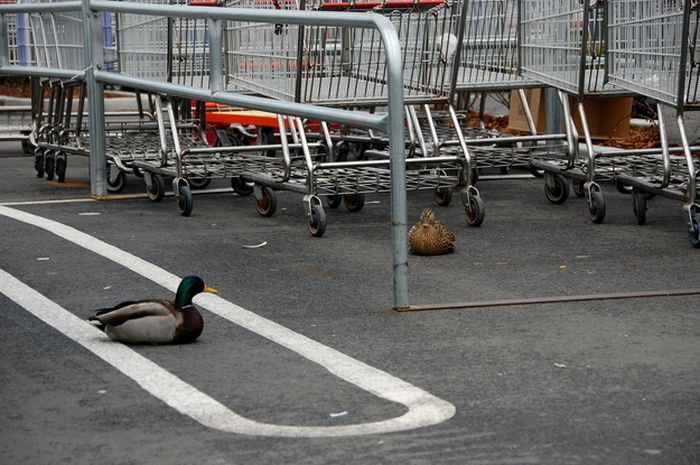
[188, 1, 224, 6]
[318, 0, 444, 11]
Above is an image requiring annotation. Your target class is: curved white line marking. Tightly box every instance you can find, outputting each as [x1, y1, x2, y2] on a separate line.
[0, 206, 455, 437]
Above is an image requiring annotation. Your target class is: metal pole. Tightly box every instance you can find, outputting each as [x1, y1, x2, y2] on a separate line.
[0, 14, 8, 67]
[381, 23, 408, 309]
[82, 0, 107, 198]
[545, 87, 563, 135]
[207, 18, 223, 93]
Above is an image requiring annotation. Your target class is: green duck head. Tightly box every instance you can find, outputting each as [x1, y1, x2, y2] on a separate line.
[174, 275, 218, 309]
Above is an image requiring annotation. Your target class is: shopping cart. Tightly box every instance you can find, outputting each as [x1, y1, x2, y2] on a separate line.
[519, 0, 627, 224]
[12, 4, 166, 190]
[222, 0, 482, 232]
[442, 0, 571, 181]
[0, 103, 34, 153]
[30, 77, 172, 191]
[606, 0, 700, 247]
[0, 8, 34, 153]
[117, 1, 329, 217]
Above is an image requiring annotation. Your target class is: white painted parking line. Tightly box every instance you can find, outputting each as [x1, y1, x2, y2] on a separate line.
[0, 205, 455, 437]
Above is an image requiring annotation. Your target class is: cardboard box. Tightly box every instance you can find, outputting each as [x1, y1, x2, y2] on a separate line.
[508, 88, 632, 140]
[507, 88, 547, 134]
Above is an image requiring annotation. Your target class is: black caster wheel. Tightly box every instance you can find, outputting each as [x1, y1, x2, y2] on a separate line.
[188, 176, 210, 190]
[34, 151, 45, 178]
[106, 165, 127, 193]
[588, 190, 606, 224]
[146, 174, 165, 202]
[22, 139, 33, 155]
[307, 203, 327, 237]
[255, 186, 277, 217]
[633, 192, 647, 225]
[45, 153, 55, 181]
[466, 195, 485, 227]
[55, 156, 67, 183]
[689, 213, 700, 248]
[544, 173, 569, 204]
[615, 179, 633, 194]
[434, 187, 453, 207]
[572, 179, 585, 198]
[177, 185, 193, 217]
[343, 193, 365, 212]
[529, 166, 545, 178]
[326, 194, 342, 209]
[231, 177, 254, 196]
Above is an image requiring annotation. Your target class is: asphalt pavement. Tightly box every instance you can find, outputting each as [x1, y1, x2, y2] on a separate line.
[0, 142, 698, 465]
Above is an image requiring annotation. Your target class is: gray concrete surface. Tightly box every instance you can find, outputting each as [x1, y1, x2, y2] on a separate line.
[0, 144, 698, 465]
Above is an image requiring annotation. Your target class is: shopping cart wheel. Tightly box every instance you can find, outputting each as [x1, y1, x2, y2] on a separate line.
[343, 193, 365, 212]
[572, 179, 585, 198]
[177, 186, 193, 217]
[34, 150, 44, 178]
[465, 195, 485, 227]
[45, 152, 55, 181]
[689, 213, 700, 248]
[231, 177, 253, 196]
[588, 191, 606, 224]
[615, 179, 633, 194]
[434, 187, 453, 207]
[255, 186, 277, 217]
[529, 166, 545, 178]
[307, 204, 327, 238]
[632, 192, 647, 226]
[146, 174, 165, 202]
[326, 194, 342, 209]
[189, 177, 211, 189]
[55, 156, 67, 183]
[106, 165, 127, 194]
[22, 139, 33, 155]
[544, 173, 569, 204]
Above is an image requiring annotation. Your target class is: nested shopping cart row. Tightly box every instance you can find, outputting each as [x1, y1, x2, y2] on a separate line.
[4, 0, 699, 247]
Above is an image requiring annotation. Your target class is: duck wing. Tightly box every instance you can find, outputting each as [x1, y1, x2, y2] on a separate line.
[89, 299, 174, 327]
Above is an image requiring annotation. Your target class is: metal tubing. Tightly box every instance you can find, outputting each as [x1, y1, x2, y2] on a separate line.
[517, 88, 537, 135]
[2, 0, 409, 309]
[677, 113, 697, 205]
[383, 21, 408, 309]
[0, 14, 8, 68]
[657, 103, 671, 188]
[0, 2, 82, 13]
[94, 71, 386, 132]
[207, 18, 223, 93]
[558, 90, 577, 167]
[82, 0, 107, 198]
[576, 101, 595, 182]
[0, 65, 84, 79]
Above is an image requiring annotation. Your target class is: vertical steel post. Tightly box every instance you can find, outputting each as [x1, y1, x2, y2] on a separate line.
[82, 0, 107, 198]
[545, 87, 563, 135]
[381, 23, 408, 309]
[0, 14, 8, 68]
[208, 18, 223, 93]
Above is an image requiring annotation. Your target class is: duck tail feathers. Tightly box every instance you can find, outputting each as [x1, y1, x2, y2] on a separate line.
[87, 316, 106, 332]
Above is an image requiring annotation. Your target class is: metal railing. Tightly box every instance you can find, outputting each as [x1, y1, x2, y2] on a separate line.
[0, 0, 411, 308]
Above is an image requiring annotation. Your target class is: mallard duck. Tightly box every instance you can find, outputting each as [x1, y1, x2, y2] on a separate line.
[88, 275, 218, 344]
[408, 208, 456, 255]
